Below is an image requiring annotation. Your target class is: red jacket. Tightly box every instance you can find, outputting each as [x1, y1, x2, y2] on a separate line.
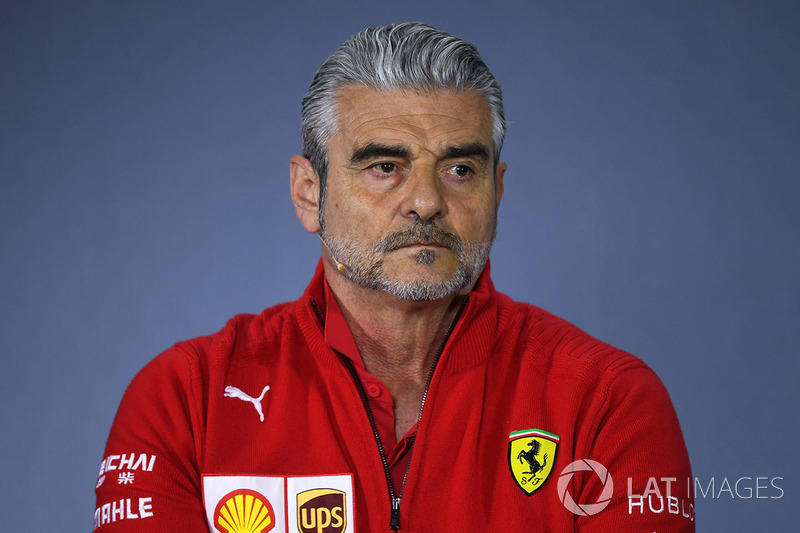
[94, 262, 694, 532]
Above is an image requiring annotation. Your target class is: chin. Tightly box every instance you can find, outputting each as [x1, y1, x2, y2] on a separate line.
[389, 252, 458, 275]
[379, 265, 471, 302]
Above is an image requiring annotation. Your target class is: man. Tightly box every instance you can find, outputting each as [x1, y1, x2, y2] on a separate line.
[94, 22, 694, 532]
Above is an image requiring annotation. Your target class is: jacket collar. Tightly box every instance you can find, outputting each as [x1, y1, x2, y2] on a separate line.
[296, 259, 503, 373]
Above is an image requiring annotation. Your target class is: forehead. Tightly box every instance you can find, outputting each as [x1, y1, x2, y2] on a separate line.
[332, 85, 493, 156]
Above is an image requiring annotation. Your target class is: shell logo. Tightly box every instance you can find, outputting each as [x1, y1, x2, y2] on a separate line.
[213, 489, 276, 533]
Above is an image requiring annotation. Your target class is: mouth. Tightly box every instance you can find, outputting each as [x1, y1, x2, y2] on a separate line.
[374, 221, 464, 255]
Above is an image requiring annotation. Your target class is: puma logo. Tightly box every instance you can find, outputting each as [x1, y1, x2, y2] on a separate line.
[224, 384, 270, 422]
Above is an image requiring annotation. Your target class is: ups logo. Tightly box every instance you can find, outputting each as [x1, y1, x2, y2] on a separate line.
[296, 488, 346, 533]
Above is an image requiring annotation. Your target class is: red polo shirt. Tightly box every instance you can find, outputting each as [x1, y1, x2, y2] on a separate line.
[323, 281, 415, 493]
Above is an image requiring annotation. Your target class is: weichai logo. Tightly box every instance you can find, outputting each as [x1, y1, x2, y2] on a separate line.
[296, 488, 346, 533]
[213, 488, 276, 533]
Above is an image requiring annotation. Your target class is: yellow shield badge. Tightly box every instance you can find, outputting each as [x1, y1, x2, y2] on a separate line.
[297, 488, 347, 533]
[508, 428, 559, 496]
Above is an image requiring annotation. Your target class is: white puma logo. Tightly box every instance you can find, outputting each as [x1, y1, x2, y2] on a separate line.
[224, 384, 270, 422]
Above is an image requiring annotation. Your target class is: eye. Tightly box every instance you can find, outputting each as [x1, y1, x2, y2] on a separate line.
[446, 164, 474, 179]
[371, 162, 397, 174]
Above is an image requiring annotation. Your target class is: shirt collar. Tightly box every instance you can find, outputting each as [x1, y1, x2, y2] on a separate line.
[323, 279, 363, 365]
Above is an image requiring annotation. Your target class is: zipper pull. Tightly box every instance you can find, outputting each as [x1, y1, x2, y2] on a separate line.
[390, 496, 401, 531]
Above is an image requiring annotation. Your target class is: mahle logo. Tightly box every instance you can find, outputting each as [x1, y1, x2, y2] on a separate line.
[213, 488, 276, 533]
[557, 459, 614, 516]
[297, 488, 346, 533]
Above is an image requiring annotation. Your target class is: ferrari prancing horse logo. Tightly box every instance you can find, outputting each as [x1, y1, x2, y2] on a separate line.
[508, 428, 559, 496]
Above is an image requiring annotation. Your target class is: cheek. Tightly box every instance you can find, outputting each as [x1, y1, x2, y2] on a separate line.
[452, 199, 497, 239]
[326, 200, 385, 242]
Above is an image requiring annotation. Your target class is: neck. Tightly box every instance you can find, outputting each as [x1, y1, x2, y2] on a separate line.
[323, 258, 468, 438]
[325, 261, 464, 374]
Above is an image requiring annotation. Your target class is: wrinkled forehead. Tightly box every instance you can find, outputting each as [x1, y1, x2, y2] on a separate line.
[331, 85, 495, 158]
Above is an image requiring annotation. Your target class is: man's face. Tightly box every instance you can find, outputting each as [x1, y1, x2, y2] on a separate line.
[318, 86, 505, 301]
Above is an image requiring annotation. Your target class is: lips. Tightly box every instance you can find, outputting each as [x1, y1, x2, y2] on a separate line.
[391, 236, 455, 253]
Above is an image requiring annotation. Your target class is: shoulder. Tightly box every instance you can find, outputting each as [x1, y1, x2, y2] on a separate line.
[495, 295, 673, 410]
[118, 299, 302, 413]
[180, 300, 300, 365]
[503, 297, 645, 371]
[101, 298, 306, 470]
[496, 296, 693, 480]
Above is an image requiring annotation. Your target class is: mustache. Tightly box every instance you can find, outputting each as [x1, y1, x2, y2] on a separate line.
[373, 219, 464, 255]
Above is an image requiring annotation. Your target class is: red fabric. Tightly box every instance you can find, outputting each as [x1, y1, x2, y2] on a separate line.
[323, 282, 415, 494]
[94, 261, 695, 532]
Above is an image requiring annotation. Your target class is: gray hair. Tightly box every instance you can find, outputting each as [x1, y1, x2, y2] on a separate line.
[300, 22, 506, 205]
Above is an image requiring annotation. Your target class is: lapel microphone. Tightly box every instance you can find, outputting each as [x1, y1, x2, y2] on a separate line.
[318, 234, 347, 273]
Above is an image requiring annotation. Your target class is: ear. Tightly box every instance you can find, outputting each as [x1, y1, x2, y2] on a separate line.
[494, 161, 507, 208]
[290, 154, 321, 233]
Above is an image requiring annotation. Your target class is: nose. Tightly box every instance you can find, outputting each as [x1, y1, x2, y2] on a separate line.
[400, 166, 447, 221]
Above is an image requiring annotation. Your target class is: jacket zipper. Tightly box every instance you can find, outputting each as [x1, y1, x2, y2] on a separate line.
[311, 296, 469, 531]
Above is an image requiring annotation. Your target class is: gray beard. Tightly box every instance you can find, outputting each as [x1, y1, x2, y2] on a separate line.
[319, 217, 494, 301]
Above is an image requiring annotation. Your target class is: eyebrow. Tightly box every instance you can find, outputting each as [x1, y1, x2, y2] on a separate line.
[443, 142, 491, 164]
[349, 141, 491, 166]
[349, 143, 411, 166]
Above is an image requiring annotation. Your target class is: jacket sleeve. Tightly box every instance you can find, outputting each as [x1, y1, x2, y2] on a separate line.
[92, 345, 209, 532]
[574, 363, 695, 532]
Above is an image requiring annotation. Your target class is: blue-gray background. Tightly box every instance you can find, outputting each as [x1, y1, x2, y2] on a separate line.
[2, 1, 798, 531]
